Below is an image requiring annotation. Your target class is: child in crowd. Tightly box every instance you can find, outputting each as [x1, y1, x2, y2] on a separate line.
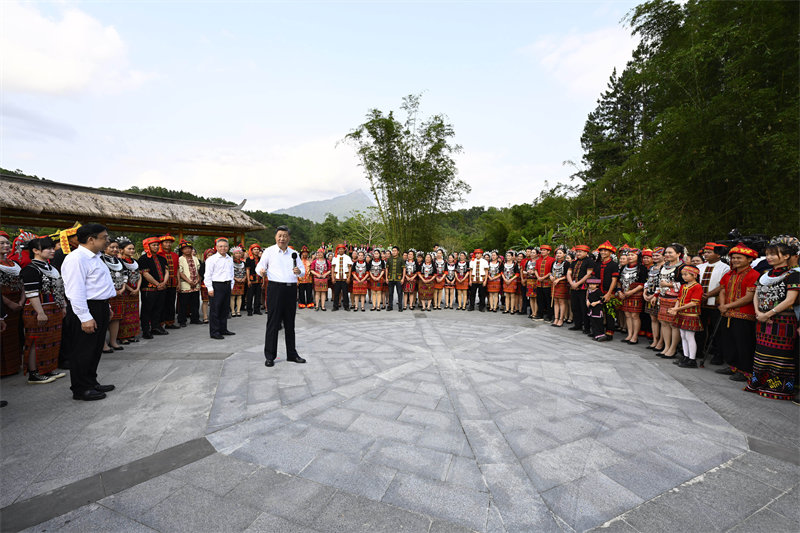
[586, 278, 605, 341]
[669, 265, 704, 368]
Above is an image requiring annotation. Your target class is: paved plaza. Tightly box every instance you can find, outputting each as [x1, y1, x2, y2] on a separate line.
[1, 308, 798, 532]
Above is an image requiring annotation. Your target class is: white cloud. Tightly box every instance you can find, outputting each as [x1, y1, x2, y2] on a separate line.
[130, 135, 365, 212]
[522, 26, 637, 99]
[0, 1, 153, 95]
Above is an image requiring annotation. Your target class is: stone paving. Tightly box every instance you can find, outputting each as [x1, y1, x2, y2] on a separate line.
[1, 306, 798, 532]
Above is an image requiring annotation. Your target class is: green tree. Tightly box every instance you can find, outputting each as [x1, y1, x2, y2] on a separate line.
[343, 94, 470, 250]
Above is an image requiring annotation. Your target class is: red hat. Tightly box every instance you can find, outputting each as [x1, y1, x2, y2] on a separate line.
[178, 239, 193, 250]
[642, 249, 653, 257]
[300, 245, 309, 254]
[0, 230, 9, 239]
[574, 245, 591, 253]
[683, 264, 700, 276]
[203, 247, 215, 260]
[597, 241, 617, 253]
[473, 248, 484, 255]
[728, 243, 758, 258]
[703, 242, 722, 251]
[247, 243, 261, 260]
[652, 247, 665, 255]
[142, 236, 161, 257]
[335, 243, 346, 252]
[540, 244, 552, 252]
[215, 237, 228, 245]
[160, 234, 175, 242]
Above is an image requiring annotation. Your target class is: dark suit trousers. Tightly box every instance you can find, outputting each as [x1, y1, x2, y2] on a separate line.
[468, 283, 487, 310]
[246, 283, 262, 313]
[67, 300, 110, 394]
[177, 291, 200, 324]
[387, 281, 403, 308]
[161, 287, 177, 324]
[209, 281, 231, 336]
[140, 290, 165, 334]
[264, 281, 299, 361]
[333, 280, 349, 309]
[571, 289, 589, 331]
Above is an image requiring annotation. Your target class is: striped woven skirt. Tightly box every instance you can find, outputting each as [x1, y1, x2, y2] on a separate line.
[645, 296, 659, 316]
[403, 279, 417, 293]
[745, 314, 798, 400]
[552, 280, 570, 300]
[352, 275, 370, 295]
[657, 296, 678, 325]
[119, 291, 141, 340]
[370, 278, 385, 291]
[502, 278, 519, 294]
[620, 290, 644, 313]
[232, 280, 246, 296]
[418, 276, 435, 300]
[22, 301, 62, 374]
[676, 313, 703, 332]
[109, 295, 124, 318]
[487, 278, 502, 293]
[313, 277, 329, 292]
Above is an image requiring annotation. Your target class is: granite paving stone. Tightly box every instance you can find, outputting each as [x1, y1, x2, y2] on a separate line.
[299, 450, 397, 501]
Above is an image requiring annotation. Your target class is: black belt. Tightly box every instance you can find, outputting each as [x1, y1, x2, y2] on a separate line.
[268, 281, 297, 287]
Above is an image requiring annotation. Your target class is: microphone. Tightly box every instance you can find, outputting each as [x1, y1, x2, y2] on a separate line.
[292, 252, 298, 268]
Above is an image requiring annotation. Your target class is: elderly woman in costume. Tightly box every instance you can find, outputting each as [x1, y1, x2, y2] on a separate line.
[21, 236, 68, 383]
[102, 239, 128, 352]
[0, 231, 25, 376]
[117, 237, 141, 343]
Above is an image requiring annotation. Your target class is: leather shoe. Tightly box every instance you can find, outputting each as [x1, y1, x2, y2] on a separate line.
[165, 324, 180, 330]
[95, 384, 115, 393]
[222, 330, 236, 335]
[254, 311, 263, 315]
[152, 328, 168, 335]
[265, 360, 275, 367]
[729, 373, 747, 382]
[142, 332, 154, 339]
[210, 334, 225, 340]
[715, 368, 735, 375]
[567, 326, 582, 331]
[73, 389, 106, 401]
[287, 356, 306, 364]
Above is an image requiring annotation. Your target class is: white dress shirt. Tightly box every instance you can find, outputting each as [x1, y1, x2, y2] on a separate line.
[203, 252, 234, 289]
[256, 244, 305, 283]
[697, 260, 730, 306]
[61, 244, 117, 323]
[469, 258, 489, 283]
[331, 253, 353, 281]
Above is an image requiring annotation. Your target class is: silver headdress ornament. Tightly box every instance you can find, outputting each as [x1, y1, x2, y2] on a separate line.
[770, 235, 800, 255]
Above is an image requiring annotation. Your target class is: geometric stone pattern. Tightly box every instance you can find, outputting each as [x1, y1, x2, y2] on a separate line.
[4, 308, 798, 532]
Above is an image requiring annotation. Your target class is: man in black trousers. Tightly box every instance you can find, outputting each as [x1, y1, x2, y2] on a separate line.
[61, 223, 117, 401]
[257, 225, 306, 367]
[204, 238, 235, 340]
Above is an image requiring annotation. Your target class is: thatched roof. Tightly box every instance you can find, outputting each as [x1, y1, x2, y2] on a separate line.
[0, 174, 265, 236]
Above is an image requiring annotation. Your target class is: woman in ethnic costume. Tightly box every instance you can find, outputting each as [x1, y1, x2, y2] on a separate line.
[310, 248, 331, 311]
[443, 254, 457, 309]
[668, 265, 704, 368]
[643, 247, 665, 351]
[618, 248, 647, 344]
[351, 251, 369, 312]
[369, 249, 386, 311]
[0, 231, 24, 376]
[199, 248, 215, 323]
[486, 251, 502, 312]
[298, 246, 314, 309]
[746, 241, 799, 400]
[402, 251, 419, 310]
[102, 239, 128, 352]
[418, 254, 436, 311]
[454, 252, 470, 310]
[550, 247, 570, 326]
[433, 250, 447, 310]
[502, 251, 520, 314]
[20, 237, 67, 384]
[656, 244, 685, 359]
[118, 238, 141, 343]
[230, 247, 246, 317]
[522, 252, 538, 320]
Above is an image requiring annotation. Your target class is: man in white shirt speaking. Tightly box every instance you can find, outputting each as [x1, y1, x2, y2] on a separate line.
[61, 223, 118, 401]
[257, 225, 306, 367]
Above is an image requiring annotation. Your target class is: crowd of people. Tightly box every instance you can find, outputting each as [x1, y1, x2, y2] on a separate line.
[1, 224, 798, 404]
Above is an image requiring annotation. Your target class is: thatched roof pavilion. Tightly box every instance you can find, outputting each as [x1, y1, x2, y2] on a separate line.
[0, 173, 265, 239]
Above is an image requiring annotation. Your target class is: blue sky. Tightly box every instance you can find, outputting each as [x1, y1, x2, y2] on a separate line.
[2, 0, 640, 212]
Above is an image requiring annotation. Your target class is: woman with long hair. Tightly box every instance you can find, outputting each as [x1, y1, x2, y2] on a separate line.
[455, 252, 470, 310]
[486, 251, 502, 312]
[118, 238, 141, 344]
[656, 244, 686, 359]
[550, 247, 571, 326]
[502, 251, 521, 314]
[102, 239, 127, 352]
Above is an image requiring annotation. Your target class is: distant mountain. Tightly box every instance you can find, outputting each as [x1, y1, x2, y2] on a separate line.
[274, 189, 374, 223]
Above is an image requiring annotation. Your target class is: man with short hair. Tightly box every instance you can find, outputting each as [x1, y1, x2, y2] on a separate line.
[331, 244, 353, 311]
[595, 241, 619, 341]
[468, 249, 489, 311]
[697, 243, 730, 363]
[567, 245, 595, 333]
[158, 234, 180, 330]
[204, 238, 235, 340]
[257, 226, 306, 367]
[139, 236, 170, 339]
[386, 245, 404, 311]
[535, 245, 556, 320]
[61, 223, 117, 401]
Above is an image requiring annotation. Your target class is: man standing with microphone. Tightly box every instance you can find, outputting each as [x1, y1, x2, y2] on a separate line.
[257, 225, 306, 367]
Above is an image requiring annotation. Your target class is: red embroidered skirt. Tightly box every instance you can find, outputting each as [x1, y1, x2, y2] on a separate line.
[370, 278, 385, 291]
[22, 301, 62, 374]
[645, 297, 659, 316]
[455, 277, 469, 291]
[434, 277, 445, 290]
[657, 296, 678, 325]
[119, 291, 141, 340]
[352, 275, 370, 295]
[232, 280, 246, 296]
[313, 277, 329, 292]
[403, 279, 417, 293]
[526, 279, 537, 298]
[0, 288, 22, 376]
[418, 276, 435, 300]
[502, 278, 518, 294]
[487, 278, 502, 293]
[552, 280, 570, 299]
[109, 295, 124, 317]
[746, 314, 798, 400]
[676, 313, 703, 332]
[201, 284, 209, 302]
